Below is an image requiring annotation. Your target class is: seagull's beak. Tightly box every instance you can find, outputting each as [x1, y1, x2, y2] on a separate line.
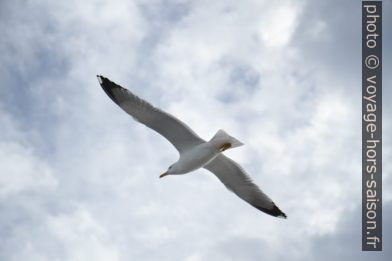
[159, 172, 168, 178]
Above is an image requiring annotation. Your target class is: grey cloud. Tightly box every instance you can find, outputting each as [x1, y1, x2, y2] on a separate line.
[308, 202, 392, 261]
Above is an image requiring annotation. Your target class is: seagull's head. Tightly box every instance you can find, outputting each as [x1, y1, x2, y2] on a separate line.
[159, 163, 179, 178]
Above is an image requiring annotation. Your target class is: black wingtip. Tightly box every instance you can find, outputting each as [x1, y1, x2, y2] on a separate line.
[269, 204, 287, 219]
[97, 75, 103, 85]
[252, 203, 287, 219]
[277, 209, 287, 219]
[96, 75, 117, 102]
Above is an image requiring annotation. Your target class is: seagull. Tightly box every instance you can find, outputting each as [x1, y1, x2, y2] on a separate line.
[97, 75, 287, 218]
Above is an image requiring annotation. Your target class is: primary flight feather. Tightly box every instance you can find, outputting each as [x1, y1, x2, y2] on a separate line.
[97, 75, 287, 218]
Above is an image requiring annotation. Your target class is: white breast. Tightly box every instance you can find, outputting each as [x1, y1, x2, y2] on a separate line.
[176, 143, 219, 174]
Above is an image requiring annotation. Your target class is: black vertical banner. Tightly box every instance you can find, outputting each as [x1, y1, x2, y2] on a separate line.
[362, 1, 382, 251]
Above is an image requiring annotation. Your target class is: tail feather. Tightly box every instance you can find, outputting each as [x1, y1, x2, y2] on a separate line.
[210, 129, 244, 149]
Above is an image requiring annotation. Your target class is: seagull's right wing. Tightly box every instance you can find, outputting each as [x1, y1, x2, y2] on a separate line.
[98, 75, 205, 154]
[204, 154, 287, 218]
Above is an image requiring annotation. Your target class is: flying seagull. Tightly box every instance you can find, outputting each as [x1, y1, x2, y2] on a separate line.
[97, 75, 287, 218]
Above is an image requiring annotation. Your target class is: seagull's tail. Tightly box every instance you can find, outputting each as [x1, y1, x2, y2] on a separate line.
[209, 129, 244, 151]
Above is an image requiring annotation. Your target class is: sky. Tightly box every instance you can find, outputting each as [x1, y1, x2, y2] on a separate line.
[0, 0, 391, 260]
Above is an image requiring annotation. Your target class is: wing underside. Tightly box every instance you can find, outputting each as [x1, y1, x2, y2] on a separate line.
[98, 75, 205, 153]
[204, 154, 287, 218]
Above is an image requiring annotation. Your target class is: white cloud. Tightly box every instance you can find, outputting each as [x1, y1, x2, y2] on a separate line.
[47, 208, 121, 261]
[0, 106, 58, 199]
[0, 141, 57, 198]
[258, 1, 304, 47]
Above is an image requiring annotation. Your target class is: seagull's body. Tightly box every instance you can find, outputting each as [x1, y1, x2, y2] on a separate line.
[165, 130, 242, 175]
[97, 75, 287, 218]
[172, 142, 218, 174]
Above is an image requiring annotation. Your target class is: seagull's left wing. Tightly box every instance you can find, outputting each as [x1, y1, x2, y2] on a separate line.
[204, 154, 287, 218]
[98, 75, 205, 154]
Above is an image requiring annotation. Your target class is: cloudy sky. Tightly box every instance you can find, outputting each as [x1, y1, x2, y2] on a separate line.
[0, 0, 391, 260]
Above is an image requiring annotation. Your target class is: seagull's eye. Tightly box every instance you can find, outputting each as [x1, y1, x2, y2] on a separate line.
[169, 166, 172, 169]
